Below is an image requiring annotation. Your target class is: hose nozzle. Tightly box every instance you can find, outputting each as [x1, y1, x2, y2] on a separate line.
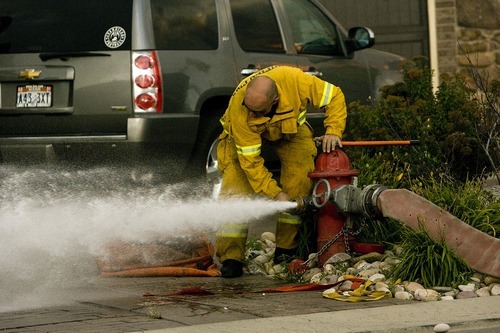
[288, 196, 315, 214]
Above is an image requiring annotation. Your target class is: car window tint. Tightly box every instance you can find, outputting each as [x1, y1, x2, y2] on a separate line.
[282, 0, 341, 55]
[230, 0, 284, 53]
[0, 0, 132, 53]
[151, 0, 218, 50]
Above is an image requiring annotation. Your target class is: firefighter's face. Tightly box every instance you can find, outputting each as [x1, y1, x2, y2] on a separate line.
[244, 95, 278, 118]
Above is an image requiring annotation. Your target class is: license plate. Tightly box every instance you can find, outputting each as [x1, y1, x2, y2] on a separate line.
[16, 85, 52, 108]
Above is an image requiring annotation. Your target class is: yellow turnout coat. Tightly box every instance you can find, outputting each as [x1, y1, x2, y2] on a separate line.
[217, 65, 347, 199]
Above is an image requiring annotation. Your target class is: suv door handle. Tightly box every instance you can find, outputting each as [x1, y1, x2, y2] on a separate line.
[241, 65, 259, 76]
[304, 67, 322, 77]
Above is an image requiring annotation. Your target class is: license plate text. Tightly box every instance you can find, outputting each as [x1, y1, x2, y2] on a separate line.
[16, 85, 52, 108]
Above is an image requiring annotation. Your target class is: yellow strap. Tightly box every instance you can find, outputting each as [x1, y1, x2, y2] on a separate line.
[322, 280, 392, 302]
[297, 109, 307, 126]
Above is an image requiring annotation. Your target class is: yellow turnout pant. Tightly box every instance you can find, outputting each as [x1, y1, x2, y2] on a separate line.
[216, 125, 317, 263]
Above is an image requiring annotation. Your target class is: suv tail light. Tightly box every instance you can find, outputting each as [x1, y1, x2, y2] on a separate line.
[132, 51, 163, 113]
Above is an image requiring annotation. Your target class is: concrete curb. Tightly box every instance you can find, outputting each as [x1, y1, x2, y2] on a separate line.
[145, 296, 500, 333]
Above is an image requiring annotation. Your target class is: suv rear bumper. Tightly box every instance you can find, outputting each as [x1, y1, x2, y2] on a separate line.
[0, 115, 199, 167]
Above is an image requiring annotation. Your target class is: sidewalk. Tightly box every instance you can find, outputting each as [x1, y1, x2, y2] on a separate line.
[153, 295, 500, 333]
[0, 274, 499, 332]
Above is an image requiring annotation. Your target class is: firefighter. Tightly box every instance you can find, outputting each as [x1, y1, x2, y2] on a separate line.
[216, 66, 347, 277]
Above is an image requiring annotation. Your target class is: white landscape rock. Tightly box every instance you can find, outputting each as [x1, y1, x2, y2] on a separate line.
[423, 289, 440, 301]
[273, 264, 285, 274]
[395, 291, 413, 300]
[357, 268, 380, 278]
[354, 260, 372, 271]
[440, 295, 455, 301]
[458, 283, 476, 292]
[405, 281, 424, 293]
[470, 275, 481, 283]
[263, 239, 276, 249]
[307, 253, 318, 268]
[414, 288, 440, 301]
[475, 287, 491, 297]
[254, 254, 270, 264]
[490, 284, 500, 296]
[374, 282, 391, 293]
[368, 273, 386, 282]
[319, 274, 339, 285]
[323, 264, 336, 274]
[375, 281, 389, 290]
[301, 268, 322, 281]
[345, 267, 357, 276]
[310, 272, 323, 284]
[393, 285, 405, 293]
[455, 291, 477, 299]
[433, 323, 450, 332]
[322, 286, 337, 295]
[324, 252, 351, 264]
[338, 280, 354, 291]
[263, 262, 275, 275]
[383, 257, 401, 266]
[443, 289, 458, 297]
[260, 232, 275, 243]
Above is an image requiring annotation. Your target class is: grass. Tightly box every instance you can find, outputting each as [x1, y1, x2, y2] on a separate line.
[388, 219, 473, 288]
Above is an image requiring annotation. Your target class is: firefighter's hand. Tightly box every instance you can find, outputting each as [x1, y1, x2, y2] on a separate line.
[314, 134, 342, 153]
[274, 191, 290, 201]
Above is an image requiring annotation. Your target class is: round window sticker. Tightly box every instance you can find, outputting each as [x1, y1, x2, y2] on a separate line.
[104, 26, 126, 49]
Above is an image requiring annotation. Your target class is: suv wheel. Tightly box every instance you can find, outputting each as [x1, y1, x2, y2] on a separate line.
[206, 138, 222, 199]
[187, 107, 224, 198]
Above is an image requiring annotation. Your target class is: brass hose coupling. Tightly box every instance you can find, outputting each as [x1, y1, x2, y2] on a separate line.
[288, 196, 316, 214]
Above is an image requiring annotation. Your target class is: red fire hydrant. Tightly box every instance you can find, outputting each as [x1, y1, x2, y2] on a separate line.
[290, 141, 416, 270]
[308, 149, 360, 266]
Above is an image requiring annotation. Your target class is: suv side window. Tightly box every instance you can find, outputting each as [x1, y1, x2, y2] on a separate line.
[282, 0, 341, 55]
[230, 0, 284, 53]
[151, 0, 218, 50]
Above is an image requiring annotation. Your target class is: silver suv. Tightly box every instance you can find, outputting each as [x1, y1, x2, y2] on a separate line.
[0, 0, 403, 183]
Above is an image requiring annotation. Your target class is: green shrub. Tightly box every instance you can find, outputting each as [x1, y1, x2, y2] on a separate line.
[409, 176, 500, 238]
[389, 220, 473, 288]
[345, 56, 493, 181]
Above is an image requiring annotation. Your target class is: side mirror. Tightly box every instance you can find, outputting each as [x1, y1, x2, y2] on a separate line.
[346, 27, 375, 53]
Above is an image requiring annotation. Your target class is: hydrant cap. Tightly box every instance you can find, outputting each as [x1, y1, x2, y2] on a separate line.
[309, 150, 360, 178]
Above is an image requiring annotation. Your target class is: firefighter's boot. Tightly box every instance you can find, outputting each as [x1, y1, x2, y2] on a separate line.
[220, 259, 244, 278]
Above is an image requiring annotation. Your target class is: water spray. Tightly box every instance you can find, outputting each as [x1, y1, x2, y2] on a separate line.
[0, 166, 293, 311]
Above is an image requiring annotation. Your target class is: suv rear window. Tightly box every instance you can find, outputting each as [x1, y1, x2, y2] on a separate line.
[0, 0, 132, 53]
[151, 0, 218, 50]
